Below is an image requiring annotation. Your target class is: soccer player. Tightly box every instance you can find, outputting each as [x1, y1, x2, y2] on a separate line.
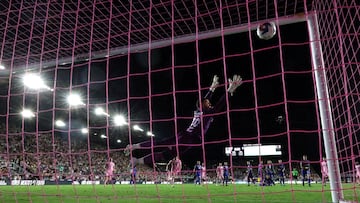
[320, 157, 328, 186]
[166, 156, 182, 187]
[125, 75, 243, 166]
[130, 165, 137, 185]
[264, 160, 275, 186]
[292, 167, 299, 184]
[277, 159, 285, 185]
[104, 158, 115, 186]
[216, 162, 224, 186]
[223, 162, 230, 186]
[300, 155, 311, 187]
[355, 162, 360, 184]
[193, 161, 202, 185]
[258, 160, 264, 186]
[201, 162, 207, 184]
[246, 161, 255, 186]
[166, 158, 174, 184]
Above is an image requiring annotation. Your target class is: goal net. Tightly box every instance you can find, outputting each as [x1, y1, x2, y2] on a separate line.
[0, 0, 358, 202]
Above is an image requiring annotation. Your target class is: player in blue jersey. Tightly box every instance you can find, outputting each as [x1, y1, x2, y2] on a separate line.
[223, 162, 230, 186]
[265, 160, 276, 186]
[300, 155, 311, 186]
[193, 161, 202, 185]
[246, 161, 255, 186]
[258, 160, 264, 186]
[277, 159, 285, 185]
[125, 75, 243, 166]
[130, 165, 137, 185]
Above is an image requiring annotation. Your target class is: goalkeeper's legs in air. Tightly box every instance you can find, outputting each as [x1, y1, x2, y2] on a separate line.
[129, 133, 197, 166]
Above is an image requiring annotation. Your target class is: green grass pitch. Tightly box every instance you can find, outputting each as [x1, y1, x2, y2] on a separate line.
[0, 184, 359, 203]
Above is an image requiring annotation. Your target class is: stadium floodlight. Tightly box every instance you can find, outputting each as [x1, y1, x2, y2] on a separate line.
[81, 128, 88, 134]
[23, 73, 52, 91]
[100, 134, 107, 139]
[113, 115, 127, 126]
[146, 131, 155, 137]
[21, 109, 35, 118]
[94, 107, 110, 117]
[55, 120, 66, 127]
[67, 93, 85, 107]
[133, 125, 144, 132]
[117, 139, 121, 143]
[0, 64, 5, 70]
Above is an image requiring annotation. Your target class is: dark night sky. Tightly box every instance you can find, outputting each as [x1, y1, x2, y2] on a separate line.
[0, 21, 321, 166]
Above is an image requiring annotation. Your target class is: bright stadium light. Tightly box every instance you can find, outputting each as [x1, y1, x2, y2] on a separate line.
[94, 107, 110, 117]
[100, 134, 107, 139]
[81, 128, 88, 134]
[21, 109, 35, 118]
[0, 64, 5, 70]
[55, 120, 66, 127]
[133, 125, 144, 132]
[117, 139, 121, 143]
[67, 93, 85, 107]
[146, 131, 155, 137]
[113, 115, 127, 126]
[23, 73, 52, 91]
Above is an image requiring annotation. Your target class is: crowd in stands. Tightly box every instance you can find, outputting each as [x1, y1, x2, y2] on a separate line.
[0, 125, 323, 184]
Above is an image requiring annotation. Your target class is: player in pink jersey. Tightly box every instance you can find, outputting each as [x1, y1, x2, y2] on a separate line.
[166, 156, 182, 187]
[320, 157, 328, 186]
[172, 156, 182, 176]
[355, 162, 360, 184]
[104, 158, 115, 186]
[216, 162, 224, 186]
[201, 162, 207, 184]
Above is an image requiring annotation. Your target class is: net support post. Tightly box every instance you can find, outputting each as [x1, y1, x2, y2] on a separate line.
[307, 12, 344, 203]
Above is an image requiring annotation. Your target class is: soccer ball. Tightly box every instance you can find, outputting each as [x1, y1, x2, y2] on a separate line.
[256, 22, 277, 40]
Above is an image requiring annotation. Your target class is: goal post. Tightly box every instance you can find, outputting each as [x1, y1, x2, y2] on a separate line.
[307, 11, 343, 203]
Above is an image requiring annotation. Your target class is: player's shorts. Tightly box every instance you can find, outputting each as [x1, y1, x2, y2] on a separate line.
[217, 175, 224, 179]
[293, 175, 298, 180]
[302, 169, 309, 177]
[106, 170, 113, 177]
[248, 173, 253, 179]
[172, 169, 180, 176]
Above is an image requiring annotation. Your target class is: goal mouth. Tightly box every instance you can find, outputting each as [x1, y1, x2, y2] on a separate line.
[0, 0, 359, 203]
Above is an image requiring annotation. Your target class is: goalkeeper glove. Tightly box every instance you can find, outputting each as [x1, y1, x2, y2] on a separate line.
[209, 75, 219, 92]
[227, 74, 243, 96]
